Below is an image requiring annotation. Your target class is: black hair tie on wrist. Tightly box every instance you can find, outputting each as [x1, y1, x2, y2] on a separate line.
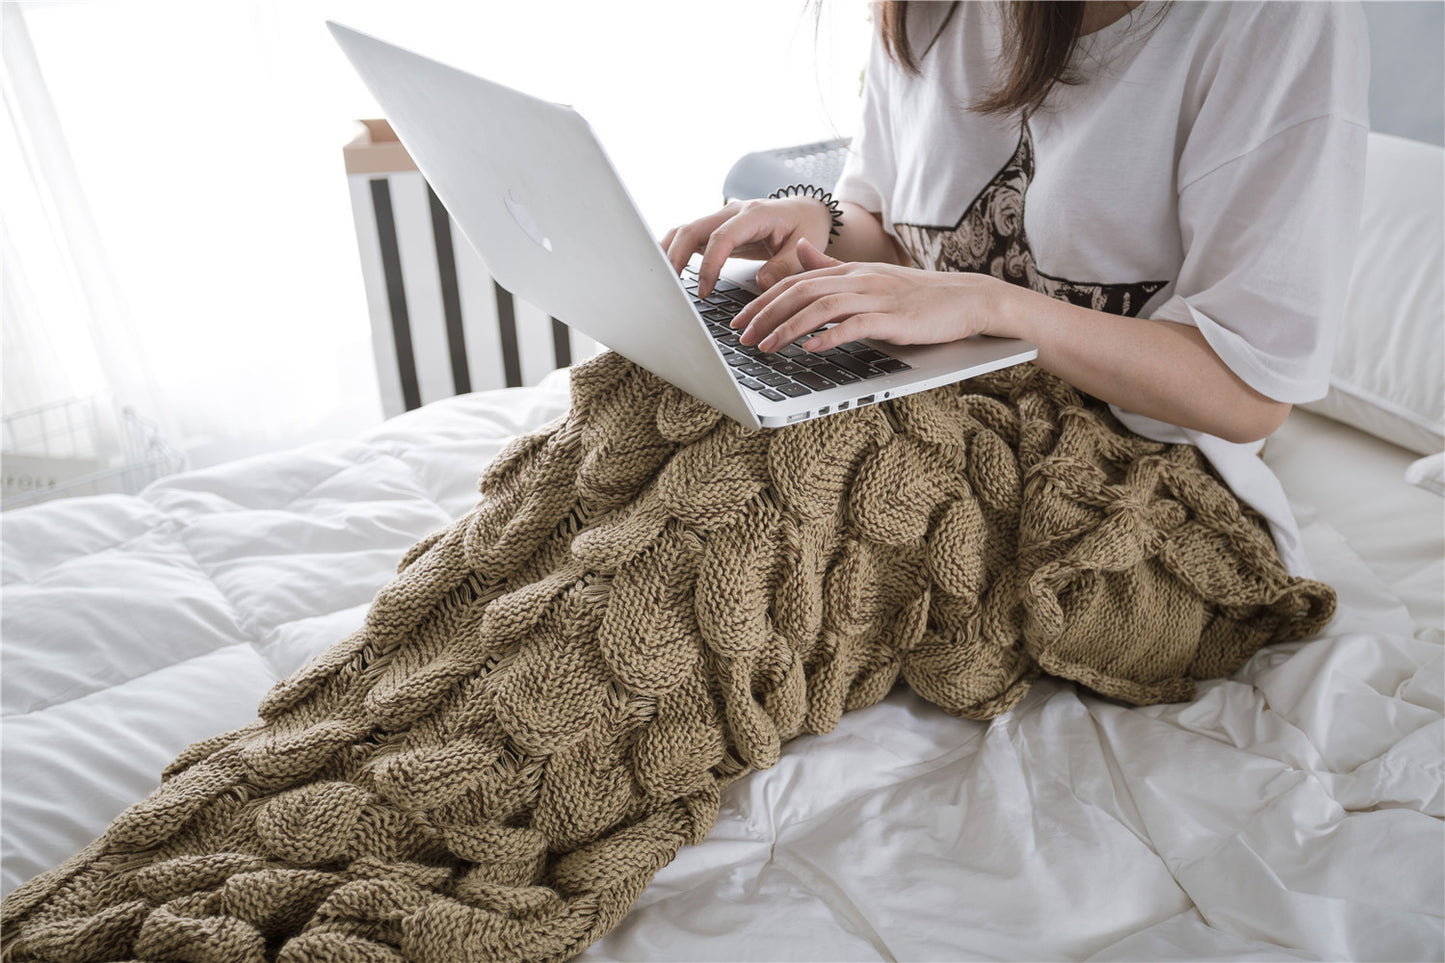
[767, 184, 844, 238]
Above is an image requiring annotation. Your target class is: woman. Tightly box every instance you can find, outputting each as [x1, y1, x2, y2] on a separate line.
[1, 4, 1365, 961]
[666, 0, 1368, 578]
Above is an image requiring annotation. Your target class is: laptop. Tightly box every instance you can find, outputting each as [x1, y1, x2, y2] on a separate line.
[328, 22, 1038, 429]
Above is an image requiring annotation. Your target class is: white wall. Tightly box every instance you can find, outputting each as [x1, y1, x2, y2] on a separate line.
[1363, 1, 1445, 146]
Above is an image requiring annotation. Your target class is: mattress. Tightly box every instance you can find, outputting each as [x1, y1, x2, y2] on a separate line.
[3, 370, 1441, 961]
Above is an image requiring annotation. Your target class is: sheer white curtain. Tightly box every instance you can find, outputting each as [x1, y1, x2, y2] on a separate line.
[3, 0, 869, 470]
[2, 4, 164, 437]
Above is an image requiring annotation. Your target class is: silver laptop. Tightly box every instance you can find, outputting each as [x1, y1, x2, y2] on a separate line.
[328, 22, 1037, 429]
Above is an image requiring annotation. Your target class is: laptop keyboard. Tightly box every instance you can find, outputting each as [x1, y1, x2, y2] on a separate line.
[681, 267, 912, 403]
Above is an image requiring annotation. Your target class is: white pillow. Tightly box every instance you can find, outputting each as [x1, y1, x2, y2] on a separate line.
[1300, 133, 1444, 456]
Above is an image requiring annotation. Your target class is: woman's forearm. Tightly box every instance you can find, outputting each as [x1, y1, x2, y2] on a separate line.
[828, 211, 1290, 443]
[831, 202, 913, 267]
[989, 282, 1291, 444]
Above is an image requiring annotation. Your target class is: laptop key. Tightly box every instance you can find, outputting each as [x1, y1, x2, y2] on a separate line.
[854, 349, 889, 363]
[837, 341, 872, 354]
[725, 354, 752, 367]
[740, 377, 765, 390]
[719, 334, 742, 346]
[758, 387, 786, 401]
[829, 353, 884, 379]
[757, 371, 791, 387]
[793, 370, 835, 392]
[740, 362, 771, 377]
[778, 344, 808, 359]
[770, 361, 810, 376]
[776, 382, 812, 398]
[812, 363, 860, 385]
[873, 358, 913, 373]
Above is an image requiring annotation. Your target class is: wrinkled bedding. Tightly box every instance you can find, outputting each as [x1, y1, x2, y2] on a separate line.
[4, 371, 1441, 961]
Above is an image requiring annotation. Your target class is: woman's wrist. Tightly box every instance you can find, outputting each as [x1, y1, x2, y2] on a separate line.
[765, 194, 835, 253]
[767, 185, 842, 247]
[971, 272, 1032, 340]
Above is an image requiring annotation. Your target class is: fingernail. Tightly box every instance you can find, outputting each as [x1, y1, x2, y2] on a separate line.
[759, 335, 776, 352]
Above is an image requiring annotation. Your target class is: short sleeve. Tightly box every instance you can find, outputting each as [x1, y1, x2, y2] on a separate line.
[1152, 2, 1370, 404]
[832, 25, 896, 226]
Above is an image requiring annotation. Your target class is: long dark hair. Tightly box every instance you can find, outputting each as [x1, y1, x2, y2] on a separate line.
[879, 1, 1148, 118]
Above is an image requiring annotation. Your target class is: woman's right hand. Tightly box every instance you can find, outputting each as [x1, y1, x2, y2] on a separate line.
[660, 195, 835, 297]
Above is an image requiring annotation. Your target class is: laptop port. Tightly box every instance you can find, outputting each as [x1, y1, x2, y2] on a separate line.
[817, 405, 830, 415]
[857, 394, 874, 406]
[837, 401, 850, 410]
[787, 411, 809, 424]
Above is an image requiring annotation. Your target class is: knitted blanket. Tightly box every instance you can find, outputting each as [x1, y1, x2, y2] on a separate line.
[1, 352, 1334, 963]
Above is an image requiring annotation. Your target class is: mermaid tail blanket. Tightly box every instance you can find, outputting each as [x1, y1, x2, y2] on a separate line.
[1, 353, 1333, 962]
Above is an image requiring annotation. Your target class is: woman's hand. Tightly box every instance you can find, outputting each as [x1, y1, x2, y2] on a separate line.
[733, 238, 1006, 353]
[661, 196, 834, 297]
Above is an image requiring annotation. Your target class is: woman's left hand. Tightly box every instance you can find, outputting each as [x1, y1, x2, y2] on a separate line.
[734, 238, 1009, 353]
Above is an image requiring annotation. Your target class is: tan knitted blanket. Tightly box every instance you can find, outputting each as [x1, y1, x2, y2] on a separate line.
[1, 351, 1334, 963]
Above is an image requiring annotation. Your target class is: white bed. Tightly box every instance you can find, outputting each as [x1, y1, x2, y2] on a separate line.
[4, 134, 1442, 961]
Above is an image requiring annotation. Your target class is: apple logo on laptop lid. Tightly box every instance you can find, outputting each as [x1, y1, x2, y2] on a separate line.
[504, 189, 552, 252]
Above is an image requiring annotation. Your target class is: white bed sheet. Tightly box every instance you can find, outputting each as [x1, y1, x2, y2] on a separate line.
[3, 371, 1441, 961]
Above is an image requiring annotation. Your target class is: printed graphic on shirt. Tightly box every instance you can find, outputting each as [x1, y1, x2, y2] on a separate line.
[894, 125, 1167, 318]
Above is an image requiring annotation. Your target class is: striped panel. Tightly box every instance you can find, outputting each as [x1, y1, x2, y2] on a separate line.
[427, 186, 470, 395]
[345, 170, 600, 418]
[513, 296, 559, 389]
[453, 236, 508, 394]
[346, 176, 407, 418]
[386, 172, 454, 409]
[368, 178, 422, 411]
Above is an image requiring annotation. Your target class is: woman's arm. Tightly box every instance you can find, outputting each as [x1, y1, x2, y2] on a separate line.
[732, 235, 1290, 444]
[993, 282, 1291, 443]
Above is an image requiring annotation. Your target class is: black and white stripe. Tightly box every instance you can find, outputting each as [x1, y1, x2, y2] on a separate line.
[347, 170, 599, 418]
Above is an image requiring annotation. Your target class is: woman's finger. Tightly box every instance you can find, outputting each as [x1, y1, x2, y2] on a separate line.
[662, 205, 739, 276]
[733, 267, 859, 337]
[797, 313, 899, 353]
[750, 291, 879, 352]
[795, 236, 843, 272]
[755, 249, 805, 291]
[696, 202, 787, 296]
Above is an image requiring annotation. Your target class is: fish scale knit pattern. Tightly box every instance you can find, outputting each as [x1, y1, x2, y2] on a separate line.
[1, 351, 1335, 962]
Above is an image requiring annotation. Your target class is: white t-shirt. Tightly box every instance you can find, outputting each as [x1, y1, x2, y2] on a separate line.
[833, 1, 1370, 576]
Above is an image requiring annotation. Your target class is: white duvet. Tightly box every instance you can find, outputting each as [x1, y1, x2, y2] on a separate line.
[4, 370, 1441, 961]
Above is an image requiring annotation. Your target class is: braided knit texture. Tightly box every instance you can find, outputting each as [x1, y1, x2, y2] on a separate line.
[1, 352, 1334, 962]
